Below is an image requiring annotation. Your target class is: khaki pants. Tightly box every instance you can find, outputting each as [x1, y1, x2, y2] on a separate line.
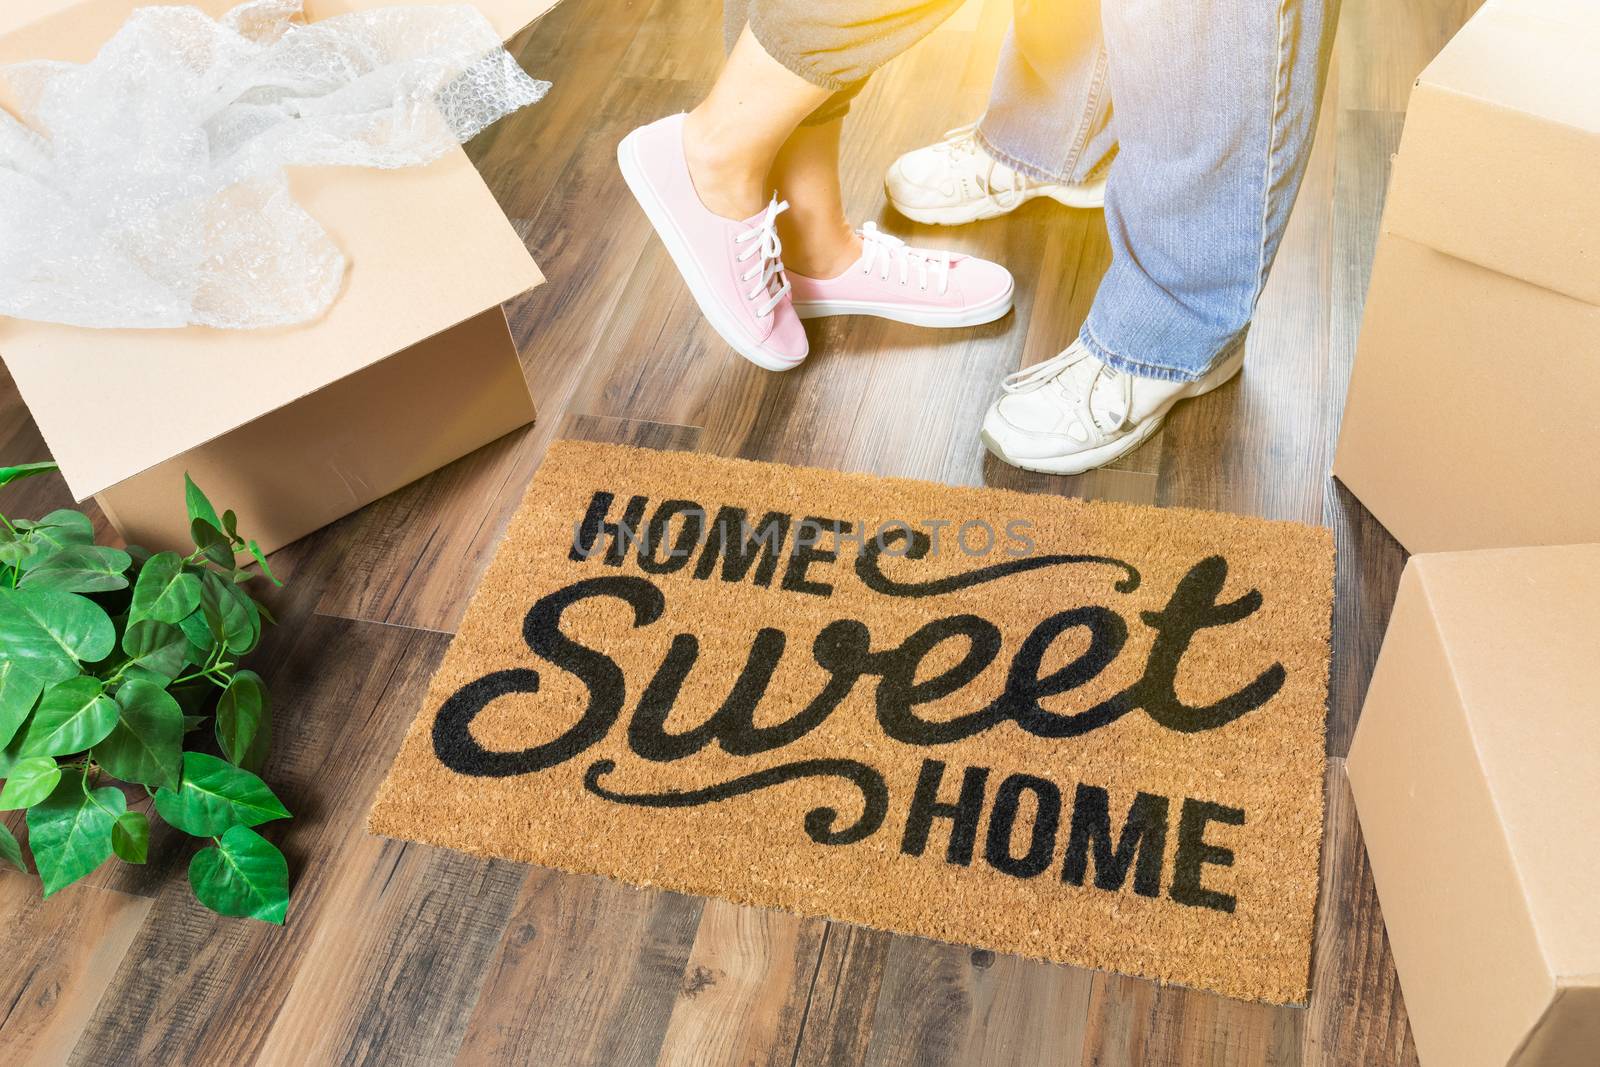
[723, 0, 966, 124]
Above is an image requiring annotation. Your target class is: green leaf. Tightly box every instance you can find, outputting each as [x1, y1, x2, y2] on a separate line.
[221, 510, 240, 544]
[189, 825, 288, 924]
[95, 680, 183, 792]
[0, 732, 24, 777]
[201, 572, 256, 654]
[129, 552, 202, 625]
[0, 661, 44, 750]
[153, 752, 289, 836]
[18, 677, 118, 758]
[179, 608, 216, 660]
[25, 768, 124, 896]
[19, 510, 95, 554]
[0, 461, 59, 488]
[0, 755, 61, 809]
[182, 714, 206, 734]
[0, 588, 117, 685]
[0, 820, 25, 872]
[246, 541, 282, 587]
[168, 683, 212, 717]
[0, 535, 38, 570]
[239, 599, 262, 656]
[119, 665, 174, 689]
[216, 670, 269, 770]
[191, 519, 234, 570]
[121, 620, 189, 682]
[19, 545, 131, 594]
[112, 811, 149, 864]
[185, 475, 223, 533]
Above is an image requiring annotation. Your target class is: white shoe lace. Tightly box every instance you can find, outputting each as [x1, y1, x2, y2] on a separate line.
[733, 196, 792, 318]
[932, 121, 1028, 213]
[859, 222, 951, 295]
[1002, 343, 1132, 443]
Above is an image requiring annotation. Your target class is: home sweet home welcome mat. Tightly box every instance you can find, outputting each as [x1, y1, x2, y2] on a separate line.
[370, 441, 1333, 1003]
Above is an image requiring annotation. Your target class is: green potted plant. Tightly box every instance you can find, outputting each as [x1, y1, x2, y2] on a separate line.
[0, 461, 293, 922]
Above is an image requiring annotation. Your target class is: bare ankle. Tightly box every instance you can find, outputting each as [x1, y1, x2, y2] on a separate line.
[779, 220, 861, 279]
[682, 109, 767, 221]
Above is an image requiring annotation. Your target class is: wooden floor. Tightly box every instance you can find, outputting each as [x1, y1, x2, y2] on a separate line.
[0, 0, 1486, 1063]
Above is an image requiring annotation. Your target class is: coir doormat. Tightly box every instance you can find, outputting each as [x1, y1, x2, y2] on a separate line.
[370, 441, 1333, 1004]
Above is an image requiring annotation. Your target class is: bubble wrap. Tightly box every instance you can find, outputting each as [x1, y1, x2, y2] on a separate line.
[0, 0, 550, 329]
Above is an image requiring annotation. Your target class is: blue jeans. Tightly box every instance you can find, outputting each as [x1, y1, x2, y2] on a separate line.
[979, 0, 1338, 381]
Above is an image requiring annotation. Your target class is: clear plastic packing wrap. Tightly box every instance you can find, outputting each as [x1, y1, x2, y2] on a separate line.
[0, 0, 550, 329]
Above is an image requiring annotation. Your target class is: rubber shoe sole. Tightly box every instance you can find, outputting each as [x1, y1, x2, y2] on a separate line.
[890, 176, 1107, 226]
[791, 275, 1014, 328]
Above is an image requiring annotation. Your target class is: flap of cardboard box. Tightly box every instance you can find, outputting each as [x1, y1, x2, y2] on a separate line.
[1382, 0, 1600, 307]
[0, 0, 557, 501]
[1411, 544, 1600, 979]
[314, 0, 560, 41]
[0, 0, 560, 45]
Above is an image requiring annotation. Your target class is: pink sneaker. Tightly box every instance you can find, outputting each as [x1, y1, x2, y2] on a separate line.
[787, 223, 1014, 327]
[617, 114, 809, 371]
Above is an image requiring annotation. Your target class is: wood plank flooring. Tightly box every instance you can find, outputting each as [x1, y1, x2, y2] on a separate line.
[0, 0, 1483, 1062]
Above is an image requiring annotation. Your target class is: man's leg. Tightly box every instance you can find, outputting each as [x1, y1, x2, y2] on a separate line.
[886, 0, 1114, 224]
[977, 0, 1115, 187]
[1083, 0, 1339, 381]
[982, 0, 1339, 474]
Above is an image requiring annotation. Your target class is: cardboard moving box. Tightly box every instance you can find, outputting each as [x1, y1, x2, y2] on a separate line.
[1332, 0, 1600, 553]
[1347, 544, 1600, 1067]
[0, 0, 560, 553]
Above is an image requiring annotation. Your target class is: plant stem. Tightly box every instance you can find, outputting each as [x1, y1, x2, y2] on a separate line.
[171, 643, 228, 686]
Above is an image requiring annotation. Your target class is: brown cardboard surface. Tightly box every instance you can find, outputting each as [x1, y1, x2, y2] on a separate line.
[1347, 545, 1600, 1067]
[1384, 0, 1600, 307]
[1411, 548, 1600, 973]
[0, 0, 553, 550]
[1332, 0, 1600, 554]
[0, 0, 83, 39]
[1333, 236, 1600, 553]
[371, 442, 1336, 1005]
[95, 307, 535, 555]
[0, 0, 551, 501]
[330, 0, 561, 40]
[0, 0, 559, 50]
[0, 155, 541, 501]
[1518, 984, 1600, 1067]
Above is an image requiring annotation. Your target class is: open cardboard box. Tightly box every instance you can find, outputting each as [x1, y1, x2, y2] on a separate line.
[0, 0, 561, 554]
[1332, 0, 1600, 553]
[1347, 544, 1600, 1066]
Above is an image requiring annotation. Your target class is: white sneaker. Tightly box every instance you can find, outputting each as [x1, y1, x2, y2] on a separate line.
[981, 340, 1245, 475]
[886, 122, 1107, 226]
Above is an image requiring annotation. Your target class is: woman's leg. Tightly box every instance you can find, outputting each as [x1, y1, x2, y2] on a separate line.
[766, 117, 860, 279]
[681, 25, 833, 222]
[618, 0, 993, 373]
[764, 80, 1017, 323]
